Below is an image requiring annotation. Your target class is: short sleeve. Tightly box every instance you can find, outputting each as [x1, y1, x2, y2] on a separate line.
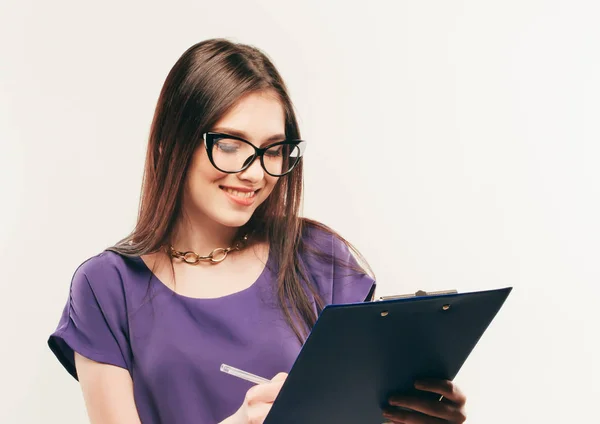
[48, 253, 132, 380]
[302, 224, 376, 306]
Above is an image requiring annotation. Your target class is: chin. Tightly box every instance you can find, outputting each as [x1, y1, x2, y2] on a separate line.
[213, 212, 255, 229]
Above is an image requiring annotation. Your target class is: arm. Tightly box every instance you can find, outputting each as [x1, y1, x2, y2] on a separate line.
[76, 351, 286, 424]
[75, 352, 142, 424]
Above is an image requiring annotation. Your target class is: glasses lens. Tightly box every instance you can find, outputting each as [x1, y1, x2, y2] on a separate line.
[263, 143, 301, 176]
[211, 137, 256, 172]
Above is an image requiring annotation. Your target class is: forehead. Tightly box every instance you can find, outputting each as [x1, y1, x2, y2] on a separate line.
[212, 90, 286, 144]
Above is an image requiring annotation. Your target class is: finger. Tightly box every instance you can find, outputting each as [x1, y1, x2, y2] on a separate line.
[388, 395, 465, 422]
[247, 402, 272, 424]
[246, 379, 285, 404]
[271, 372, 288, 382]
[414, 379, 467, 405]
[383, 408, 447, 424]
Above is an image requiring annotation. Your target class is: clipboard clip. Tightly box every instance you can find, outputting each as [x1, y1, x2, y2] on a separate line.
[376, 289, 458, 301]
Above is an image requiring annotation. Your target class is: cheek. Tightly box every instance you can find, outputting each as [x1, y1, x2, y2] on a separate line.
[261, 175, 280, 197]
[190, 148, 226, 184]
[184, 150, 227, 209]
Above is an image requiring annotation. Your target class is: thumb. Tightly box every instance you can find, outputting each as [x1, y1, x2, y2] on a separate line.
[271, 372, 288, 382]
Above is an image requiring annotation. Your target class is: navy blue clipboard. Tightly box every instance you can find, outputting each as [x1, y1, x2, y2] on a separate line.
[264, 287, 512, 424]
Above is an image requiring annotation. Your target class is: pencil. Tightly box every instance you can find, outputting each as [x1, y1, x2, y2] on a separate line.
[220, 364, 271, 385]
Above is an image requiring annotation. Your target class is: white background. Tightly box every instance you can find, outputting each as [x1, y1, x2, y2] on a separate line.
[1, 0, 598, 422]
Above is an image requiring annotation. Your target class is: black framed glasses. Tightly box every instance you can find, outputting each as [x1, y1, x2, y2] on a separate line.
[203, 132, 307, 177]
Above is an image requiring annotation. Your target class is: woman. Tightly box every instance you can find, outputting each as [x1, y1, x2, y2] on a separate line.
[48, 39, 467, 424]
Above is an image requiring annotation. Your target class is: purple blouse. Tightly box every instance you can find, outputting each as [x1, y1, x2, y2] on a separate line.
[48, 228, 375, 423]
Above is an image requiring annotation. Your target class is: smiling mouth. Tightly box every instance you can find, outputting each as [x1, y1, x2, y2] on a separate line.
[219, 186, 259, 199]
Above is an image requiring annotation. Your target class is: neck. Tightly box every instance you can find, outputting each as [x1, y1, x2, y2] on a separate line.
[171, 215, 239, 254]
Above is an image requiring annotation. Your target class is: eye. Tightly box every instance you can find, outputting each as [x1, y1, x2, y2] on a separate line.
[215, 139, 241, 153]
[264, 146, 283, 158]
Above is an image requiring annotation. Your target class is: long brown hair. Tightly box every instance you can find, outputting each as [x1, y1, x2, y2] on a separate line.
[108, 39, 372, 342]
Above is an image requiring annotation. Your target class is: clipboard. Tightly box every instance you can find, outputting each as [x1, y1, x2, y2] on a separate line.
[264, 287, 512, 424]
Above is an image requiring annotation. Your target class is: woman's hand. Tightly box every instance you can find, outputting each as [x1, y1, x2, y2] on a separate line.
[383, 379, 467, 423]
[224, 372, 288, 424]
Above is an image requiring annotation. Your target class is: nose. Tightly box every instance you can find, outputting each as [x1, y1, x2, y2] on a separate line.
[238, 156, 265, 183]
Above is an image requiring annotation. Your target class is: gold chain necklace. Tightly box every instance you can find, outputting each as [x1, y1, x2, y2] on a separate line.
[168, 234, 249, 265]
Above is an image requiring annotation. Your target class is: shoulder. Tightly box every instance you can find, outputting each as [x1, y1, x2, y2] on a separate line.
[300, 219, 344, 255]
[298, 219, 376, 305]
[299, 219, 368, 269]
[70, 249, 142, 306]
[76, 249, 130, 279]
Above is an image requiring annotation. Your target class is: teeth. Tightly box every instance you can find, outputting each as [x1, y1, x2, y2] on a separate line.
[224, 188, 256, 198]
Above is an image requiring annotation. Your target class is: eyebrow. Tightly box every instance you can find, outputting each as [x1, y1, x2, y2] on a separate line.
[211, 127, 286, 144]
